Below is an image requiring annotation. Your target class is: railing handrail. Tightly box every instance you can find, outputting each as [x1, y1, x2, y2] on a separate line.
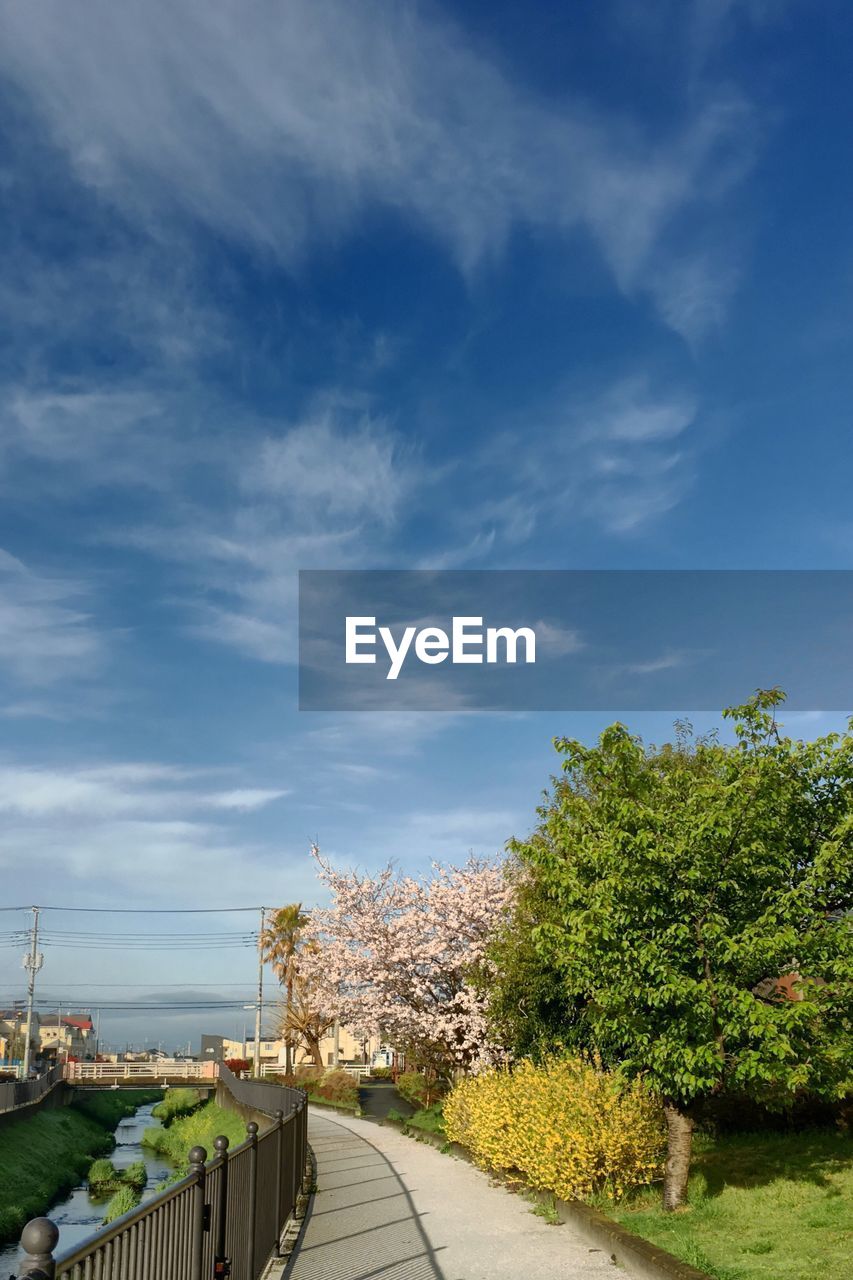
[16, 1063, 310, 1280]
[53, 1169, 198, 1269]
[0, 1061, 64, 1115]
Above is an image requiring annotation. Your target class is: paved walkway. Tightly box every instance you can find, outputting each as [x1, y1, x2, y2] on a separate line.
[282, 1107, 616, 1280]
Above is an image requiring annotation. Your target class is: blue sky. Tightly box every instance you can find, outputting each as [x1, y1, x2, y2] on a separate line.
[1, 0, 852, 1047]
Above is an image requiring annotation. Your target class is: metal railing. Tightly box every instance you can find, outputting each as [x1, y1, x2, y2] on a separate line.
[218, 1063, 303, 1117]
[13, 1075, 309, 1280]
[0, 1063, 63, 1115]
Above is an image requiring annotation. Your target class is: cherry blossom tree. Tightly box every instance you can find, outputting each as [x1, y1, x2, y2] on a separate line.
[300, 845, 511, 1080]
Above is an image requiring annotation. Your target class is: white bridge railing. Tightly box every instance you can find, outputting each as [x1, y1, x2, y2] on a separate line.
[259, 1061, 370, 1080]
[65, 1059, 218, 1081]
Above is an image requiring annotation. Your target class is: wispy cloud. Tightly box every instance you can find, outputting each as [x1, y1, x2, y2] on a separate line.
[446, 377, 699, 552]
[0, 0, 755, 337]
[0, 549, 105, 686]
[0, 762, 286, 818]
[242, 413, 418, 526]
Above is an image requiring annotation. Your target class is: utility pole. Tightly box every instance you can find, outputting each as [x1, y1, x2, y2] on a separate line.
[254, 905, 265, 1077]
[22, 906, 43, 1079]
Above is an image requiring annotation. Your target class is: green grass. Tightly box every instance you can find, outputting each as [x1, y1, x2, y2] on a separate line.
[386, 1103, 445, 1133]
[87, 1158, 119, 1193]
[602, 1128, 852, 1280]
[88, 1157, 147, 1197]
[305, 1092, 360, 1113]
[102, 1184, 140, 1225]
[0, 1109, 111, 1242]
[151, 1089, 205, 1126]
[142, 1101, 246, 1170]
[406, 1103, 445, 1134]
[71, 1090, 163, 1128]
[0, 1091, 163, 1243]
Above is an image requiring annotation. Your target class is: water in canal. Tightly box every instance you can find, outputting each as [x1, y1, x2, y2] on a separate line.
[0, 1101, 175, 1272]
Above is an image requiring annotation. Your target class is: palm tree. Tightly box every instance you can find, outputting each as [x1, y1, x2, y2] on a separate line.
[276, 969, 335, 1070]
[261, 904, 310, 1074]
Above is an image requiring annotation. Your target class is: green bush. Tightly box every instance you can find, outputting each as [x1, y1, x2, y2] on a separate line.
[87, 1159, 118, 1194]
[152, 1089, 204, 1126]
[407, 1103, 445, 1134]
[370, 1066, 393, 1080]
[122, 1162, 147, 1191]
[385, 1103, 445, 1133]
[87, 1158, 147, 1197]
[268, 1067, 358, 1108]
[396, 1071, 433, 1107]
[102, 1184, 140, 1225]
[143, 1102, 246, 1170]
[314, 1069, 358, 1106]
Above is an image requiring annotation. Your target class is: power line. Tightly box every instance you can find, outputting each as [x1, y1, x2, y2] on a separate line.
[0, 906, 266, 916]
[15, 982, 261, 988]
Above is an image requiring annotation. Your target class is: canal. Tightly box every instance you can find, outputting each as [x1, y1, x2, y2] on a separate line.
[0, 1100, 174, 1271]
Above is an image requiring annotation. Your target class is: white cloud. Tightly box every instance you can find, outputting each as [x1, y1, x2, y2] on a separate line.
[0, 549, 105, 685]
[243, 415, 415, 526]
[0, 762, 286, 819]
[0, 0, 754, 336]
[534, 622, 584, 658]
[207, 788, 288, 811]
[453, 378, 699, 549]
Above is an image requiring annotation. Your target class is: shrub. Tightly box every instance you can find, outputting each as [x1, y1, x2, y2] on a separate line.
[370, 1065, 393, 1080]
[143, 1102, 245, 1168]
[443, 1057, 665, 1202]
[268, 1066, 358, 1107]
[315, 1069, 358, 1105]
[87, 1159, 118, 1194]
[224, 1058, 252, 1076]
[407, 1103, 445, 1134]
[122, 1161, 147, 1191]
[152, 1089, 204, 1126]
[396, 1071, 430, 1107]
[102, 1184, 140, 1225]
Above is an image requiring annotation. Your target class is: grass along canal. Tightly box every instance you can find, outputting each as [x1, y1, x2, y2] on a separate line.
[0, 1091, 173, 1269]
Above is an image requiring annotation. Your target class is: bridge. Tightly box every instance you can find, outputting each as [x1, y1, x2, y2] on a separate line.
[65, 1059, 219, 1088]
[1, 1060, 221, 1114]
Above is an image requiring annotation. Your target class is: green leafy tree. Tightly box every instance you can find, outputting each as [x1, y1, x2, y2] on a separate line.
[500, 692, 852, 1209]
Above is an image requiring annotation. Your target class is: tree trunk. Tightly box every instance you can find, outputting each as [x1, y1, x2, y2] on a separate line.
[307, 1034, 323, 1069]
[662, 1101, 694, 1211]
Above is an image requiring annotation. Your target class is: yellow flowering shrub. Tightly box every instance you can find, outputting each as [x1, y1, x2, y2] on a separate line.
[443, 1057, 665, 1202]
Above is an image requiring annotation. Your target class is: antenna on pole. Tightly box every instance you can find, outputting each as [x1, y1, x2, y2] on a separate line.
[22, 906, 43, 1079]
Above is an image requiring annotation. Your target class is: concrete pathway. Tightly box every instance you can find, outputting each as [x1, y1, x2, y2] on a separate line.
[282, 1106, 616, 1280]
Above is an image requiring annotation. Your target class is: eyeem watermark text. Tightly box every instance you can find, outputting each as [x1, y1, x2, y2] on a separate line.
[346, 615, 536, 680]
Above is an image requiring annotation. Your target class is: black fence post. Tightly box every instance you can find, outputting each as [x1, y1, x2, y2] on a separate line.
[301, 1101, 310, 1194]
[246, 1121, 259, 1280]
[188, 1146, 207, 1280]
[213, 1135, 230, 1279]
[274, 1110, 284, 1256]
[17, 1218, 58, 1280]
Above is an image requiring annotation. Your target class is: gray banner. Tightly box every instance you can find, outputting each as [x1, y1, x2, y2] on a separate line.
[298, 570, 853, 711]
